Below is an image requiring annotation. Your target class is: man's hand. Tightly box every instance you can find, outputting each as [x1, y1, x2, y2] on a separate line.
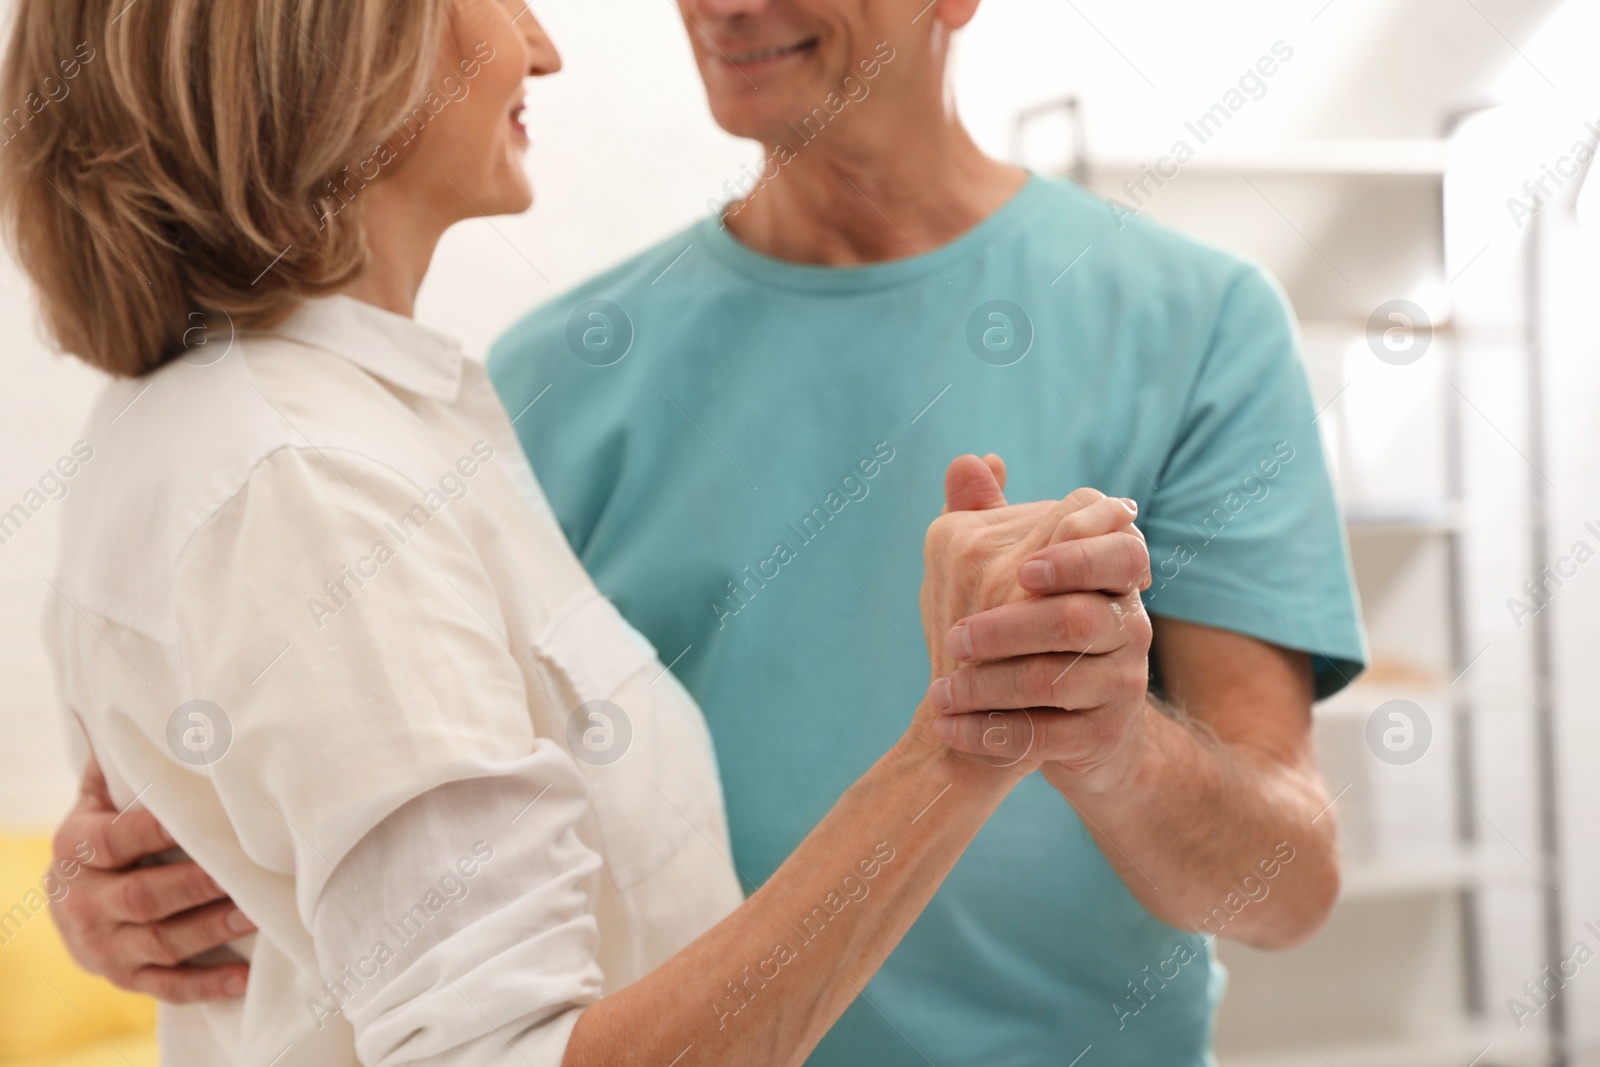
[920, 456, 1152, 791]
[50, 755, 253, 1002]
[921, 457, 1336, 949]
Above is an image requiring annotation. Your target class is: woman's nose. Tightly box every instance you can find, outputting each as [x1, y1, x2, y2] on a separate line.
[520, 12, 563, 76]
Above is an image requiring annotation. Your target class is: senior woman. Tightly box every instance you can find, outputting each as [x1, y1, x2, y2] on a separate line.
[0, 1, 1148, 1064]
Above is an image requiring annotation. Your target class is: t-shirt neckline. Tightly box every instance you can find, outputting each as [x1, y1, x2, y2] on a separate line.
[695, 172, 1049, 293]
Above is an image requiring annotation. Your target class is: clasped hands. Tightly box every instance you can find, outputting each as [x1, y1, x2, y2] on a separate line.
[916, 455, 1154, 798]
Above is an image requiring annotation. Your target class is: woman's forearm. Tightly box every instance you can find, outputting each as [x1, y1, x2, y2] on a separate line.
[562, 714, 1023, 1067]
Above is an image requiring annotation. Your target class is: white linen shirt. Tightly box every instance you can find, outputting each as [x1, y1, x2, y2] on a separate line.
[44, 295, 743, 1066]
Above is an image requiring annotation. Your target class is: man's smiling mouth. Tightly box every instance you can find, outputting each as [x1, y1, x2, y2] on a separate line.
[723, 38, 819, 64]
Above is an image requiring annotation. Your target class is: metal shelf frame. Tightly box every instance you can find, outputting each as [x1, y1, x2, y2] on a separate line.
[1011, 96, 1569, 1067]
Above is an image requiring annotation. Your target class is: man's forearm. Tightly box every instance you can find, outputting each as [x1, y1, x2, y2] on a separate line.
[1047, 698, 1339, 950]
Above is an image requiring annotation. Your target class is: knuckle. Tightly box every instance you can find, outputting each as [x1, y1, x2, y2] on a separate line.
[954, 528, 988, 567]
[1056, 596, 1094, 644]
[1056, 540, 1090, 585]
[954, 714, 988, 752]
[79, 822, 114, 868]
[1033, 713, 1058, 755]
[143, 925, 184, 968]
[1119, 534, 1150, 584]
[999, 661, 1027, 702]
[1124, 603, 1154, 651]
[1033, 658, 1066, 704]
[1122, 662, 1149, 697]
[1133, 618, 1154, 653]
[1066, 487, 1105, 509]
[135, 968, 179, 1002]
[117, 874, 157, 923]
[109, 966, 143, 992]
[952, 668, 981, 710]
[51, 818, 83, 863]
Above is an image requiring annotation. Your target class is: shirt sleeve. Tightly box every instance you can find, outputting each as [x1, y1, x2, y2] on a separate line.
[171, 445, 602, 1065]
[1140, 267, 1368, 698]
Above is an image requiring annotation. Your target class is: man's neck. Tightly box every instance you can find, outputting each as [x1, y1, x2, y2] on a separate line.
[723, 115, 1029, 267]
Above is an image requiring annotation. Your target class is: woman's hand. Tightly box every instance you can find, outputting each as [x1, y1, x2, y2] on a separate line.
[916, 456, 1152, 787]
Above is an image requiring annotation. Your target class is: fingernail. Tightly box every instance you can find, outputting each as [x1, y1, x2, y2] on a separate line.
[946, 624, 973, 661]
[933, 716, 956, 741]
[1019, 559, 1055, 590]
[928, 677, 952, 710]
[226, 908, 255, 935]
[1121, 498, 1138, 516]
[223, 974, 247, 997]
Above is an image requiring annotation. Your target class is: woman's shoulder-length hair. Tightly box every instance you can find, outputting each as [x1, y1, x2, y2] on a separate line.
[0, 0, 448, 377]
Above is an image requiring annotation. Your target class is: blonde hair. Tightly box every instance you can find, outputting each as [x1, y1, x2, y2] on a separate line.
[0, 0, 449, 376]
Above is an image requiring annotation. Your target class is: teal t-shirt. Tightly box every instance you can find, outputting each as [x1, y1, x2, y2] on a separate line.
[489, 175, 1366, 1067]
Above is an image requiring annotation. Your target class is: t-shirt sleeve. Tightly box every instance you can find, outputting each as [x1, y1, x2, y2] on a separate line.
[1140, 266, 1367, 698]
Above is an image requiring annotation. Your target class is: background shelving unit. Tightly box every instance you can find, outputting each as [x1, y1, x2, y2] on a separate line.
[1016, 101, 1563, 1066]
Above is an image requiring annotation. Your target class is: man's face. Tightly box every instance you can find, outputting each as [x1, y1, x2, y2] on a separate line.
[679, 0, 919, 143]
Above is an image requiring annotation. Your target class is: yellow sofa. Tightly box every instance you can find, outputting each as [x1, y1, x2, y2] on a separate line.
[0, 836, 158, 1067]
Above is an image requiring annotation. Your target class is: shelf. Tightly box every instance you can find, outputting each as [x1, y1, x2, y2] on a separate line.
[1343, 500, 1460, 537]
[1340, 849, 1539, 900]
[1317, 679, 1449, 720]
[1221, 1025, 1547, 1067]
[1083, 139, 1450, 179]
[1299, 318, 1460, 339]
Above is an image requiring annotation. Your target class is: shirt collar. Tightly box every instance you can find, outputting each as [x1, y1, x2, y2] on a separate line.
[267, 295, 467, 402]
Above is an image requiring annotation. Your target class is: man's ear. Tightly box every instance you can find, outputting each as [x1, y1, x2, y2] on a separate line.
[933, 0, 983, 31]
[943, 453, 1008, 512]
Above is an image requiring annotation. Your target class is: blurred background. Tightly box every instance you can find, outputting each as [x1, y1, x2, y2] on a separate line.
[2, 0, 1598, 1064]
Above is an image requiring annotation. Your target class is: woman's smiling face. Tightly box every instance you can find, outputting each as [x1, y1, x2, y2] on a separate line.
[399, 0, 562, 222]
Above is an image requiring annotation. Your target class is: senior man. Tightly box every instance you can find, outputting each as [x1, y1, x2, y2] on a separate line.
[509, 0, 1363, 1059]
[48, 0, 1363, 1063]
[493, 1, 1363, 1063]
